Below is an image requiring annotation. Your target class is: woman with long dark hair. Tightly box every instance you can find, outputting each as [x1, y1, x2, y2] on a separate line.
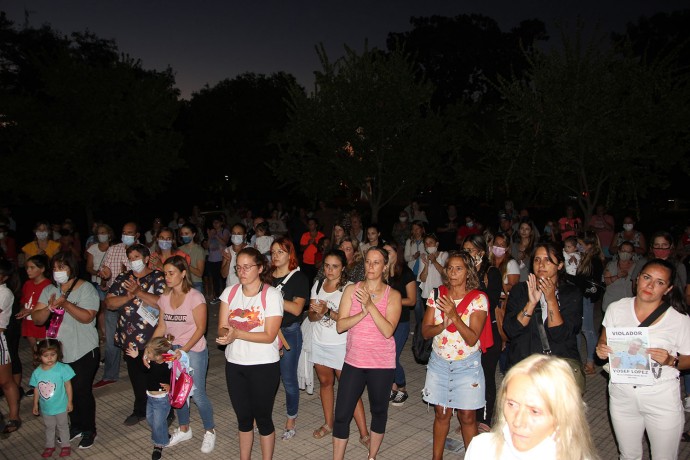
[463, 234, 502, 432]
[596, 258, 690, 460]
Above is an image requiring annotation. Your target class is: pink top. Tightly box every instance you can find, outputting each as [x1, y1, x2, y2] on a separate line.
[158, 288, 207, 353]
[345, 283, 395, 369]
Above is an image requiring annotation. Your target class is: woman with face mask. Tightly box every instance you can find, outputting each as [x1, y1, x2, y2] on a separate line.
[148, 227, 190, 272]
[221, 223, 248, 289]
[602, 241, 636, 312]
[178, 223, 206, 292]
[104, 244, 165, 427]
[391, 211, 411, 248]
[610, 215, 647, 256]
[21, 221, 61, 261]
[31, 252, 101, 448]
[85, 224, 113, 343]
[419, 234, 449, 306]
[631, 231, 687, 290]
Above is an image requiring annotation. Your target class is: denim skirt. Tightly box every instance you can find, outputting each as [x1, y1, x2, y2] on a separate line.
[422, 349, 485, 410]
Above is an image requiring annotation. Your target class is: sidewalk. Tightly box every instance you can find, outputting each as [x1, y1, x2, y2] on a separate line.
[2, 305, 689, 459]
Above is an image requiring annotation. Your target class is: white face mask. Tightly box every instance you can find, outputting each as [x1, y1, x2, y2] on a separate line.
[0, 232, 5, 240]
[130, 259, 146, 273]
[231, 235, 245, 245]
[623, 224, 634, 231]
[399, 216, 408, 223]
[36, 231, 49, 240]
[466, 221, 474, 228]
[97, 234, 109, 243]
[122, 234, 136, 246]
[492, 246, 507, 257]
[53, 271, 69, 284]
[618, 251, 633, 261]
[426, 246, 438, 254]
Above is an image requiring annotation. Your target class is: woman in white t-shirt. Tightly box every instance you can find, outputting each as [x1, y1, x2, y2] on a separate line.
[419, 234, 449, 301]
[216, 248, 283, 460]
[220, 223, 248, 289]
[596, 258, 690, 460]
[490, 233, 520, 348]
[153, 256, 216, 453]
[308, 250, 368, 442]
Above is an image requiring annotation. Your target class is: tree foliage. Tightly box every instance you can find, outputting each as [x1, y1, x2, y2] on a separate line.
[273, 44, 447, 222]
[0, 13, 182, 221]
[387, 14, 548, 109]
[493, 26, 690, 219]
[178, 72, 298, 206]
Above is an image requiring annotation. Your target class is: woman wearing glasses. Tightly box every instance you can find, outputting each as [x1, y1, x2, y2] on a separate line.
[268, 237, 309, 440]
[217, 248, 283, 460]
[596, 258, 690, 460]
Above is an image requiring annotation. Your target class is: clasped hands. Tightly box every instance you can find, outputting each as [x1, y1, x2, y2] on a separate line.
[216, 325, 239, 345]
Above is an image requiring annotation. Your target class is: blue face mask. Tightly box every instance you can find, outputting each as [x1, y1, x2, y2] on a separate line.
[158, 240, 173, 251]
[181, 235, 193, 244]
[122, 234, 136, 246]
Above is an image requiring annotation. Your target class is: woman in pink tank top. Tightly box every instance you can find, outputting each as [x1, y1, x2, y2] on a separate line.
[332, 247, 402, 460]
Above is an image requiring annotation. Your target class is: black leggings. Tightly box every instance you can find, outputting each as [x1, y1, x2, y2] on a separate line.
[225, 361, 280, 436]
[207, 261, 224, 297]
[124, 350, 148, 417]
[477, 324, 501, 425]
[68, 347, 100, 433]
[333, 363, 394, 439]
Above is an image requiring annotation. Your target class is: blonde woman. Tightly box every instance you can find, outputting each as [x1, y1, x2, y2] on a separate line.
[465, 354, 597, 460]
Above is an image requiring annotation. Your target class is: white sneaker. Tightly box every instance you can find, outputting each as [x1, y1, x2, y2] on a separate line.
[684, 396, 690, 413]
[167, 427, 193, 447]
[200, 430, 216, 453]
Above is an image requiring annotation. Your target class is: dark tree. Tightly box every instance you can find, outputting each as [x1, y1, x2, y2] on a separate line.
[0, 13, 182, 224]
[178, 72, 299, 207]
[387, 14, 548, 109]
[273, 44, 448, 223]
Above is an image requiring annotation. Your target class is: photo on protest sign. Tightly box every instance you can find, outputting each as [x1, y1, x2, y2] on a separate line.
[607, 327, 653, 385]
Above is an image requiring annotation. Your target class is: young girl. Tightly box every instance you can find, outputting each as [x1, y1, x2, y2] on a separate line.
[30, 339, 75, 458]
[563, 236, 581, 276]
[253, 222, 274, 259]
[127, 336, 174, 460]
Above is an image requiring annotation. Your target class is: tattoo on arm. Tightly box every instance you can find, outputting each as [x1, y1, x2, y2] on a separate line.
[548, 309, 554, 322]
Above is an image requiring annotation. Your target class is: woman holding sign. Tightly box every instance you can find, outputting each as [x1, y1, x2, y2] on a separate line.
[596, 258, 690, 460]
[421, 251, 488, 459]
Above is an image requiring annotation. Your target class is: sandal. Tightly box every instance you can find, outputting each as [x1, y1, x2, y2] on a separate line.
[280, 428, 296, 440]
[41, 447, 56, 458]
[584, 363, 596, 375]
[2, 419, 21, 434]
[359, 434, 371, 449]
[477, 422, 491, 433]
[313, 424, 332, 439]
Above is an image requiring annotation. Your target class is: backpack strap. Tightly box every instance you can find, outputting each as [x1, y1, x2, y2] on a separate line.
[315, 278, 325, 295]
[226, 284, 241, 304]
[226, 283, 268, 310]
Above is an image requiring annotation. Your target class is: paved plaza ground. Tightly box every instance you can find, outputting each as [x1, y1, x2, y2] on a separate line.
[2, 305, 690, 459]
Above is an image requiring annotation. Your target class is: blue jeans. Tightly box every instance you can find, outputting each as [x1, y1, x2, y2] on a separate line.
[174, 346, 215, 430]
[193, 281, 203, 292]
[393, 321, 410, 387]
[103, 309, 120, 381]
[578, 297, 596, 364]
[147, 395, 170, 447]
[279, 322, 303, 418]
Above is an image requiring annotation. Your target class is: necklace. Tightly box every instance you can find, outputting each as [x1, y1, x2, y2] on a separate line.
[241, 283, 263, 309]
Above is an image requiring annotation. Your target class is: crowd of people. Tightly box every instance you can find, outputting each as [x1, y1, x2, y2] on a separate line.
[0, 200, 689, 459]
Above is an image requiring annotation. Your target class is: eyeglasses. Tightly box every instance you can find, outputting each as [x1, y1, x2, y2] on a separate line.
[235, 264, 258, 273]
[652, 245, 671, 250]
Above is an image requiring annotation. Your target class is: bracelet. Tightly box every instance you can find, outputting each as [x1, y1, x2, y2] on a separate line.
[521, 310, 532, 318]
[671, 355, 680, 369]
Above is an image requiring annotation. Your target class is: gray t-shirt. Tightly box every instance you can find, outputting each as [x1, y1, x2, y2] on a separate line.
[39, 282, 99, 363]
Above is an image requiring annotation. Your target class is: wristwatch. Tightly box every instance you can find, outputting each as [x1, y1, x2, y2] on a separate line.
[521, 309, 532, 318]
[671, 355, 680, 369]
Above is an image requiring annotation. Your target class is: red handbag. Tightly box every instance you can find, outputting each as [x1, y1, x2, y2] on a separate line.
[169, 359, 193, 409]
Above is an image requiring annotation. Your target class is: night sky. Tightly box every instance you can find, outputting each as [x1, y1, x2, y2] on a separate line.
[2, 1, 687, 98]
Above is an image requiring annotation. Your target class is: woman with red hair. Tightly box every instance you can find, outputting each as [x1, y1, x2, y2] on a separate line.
[269, 237, 310, 440]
